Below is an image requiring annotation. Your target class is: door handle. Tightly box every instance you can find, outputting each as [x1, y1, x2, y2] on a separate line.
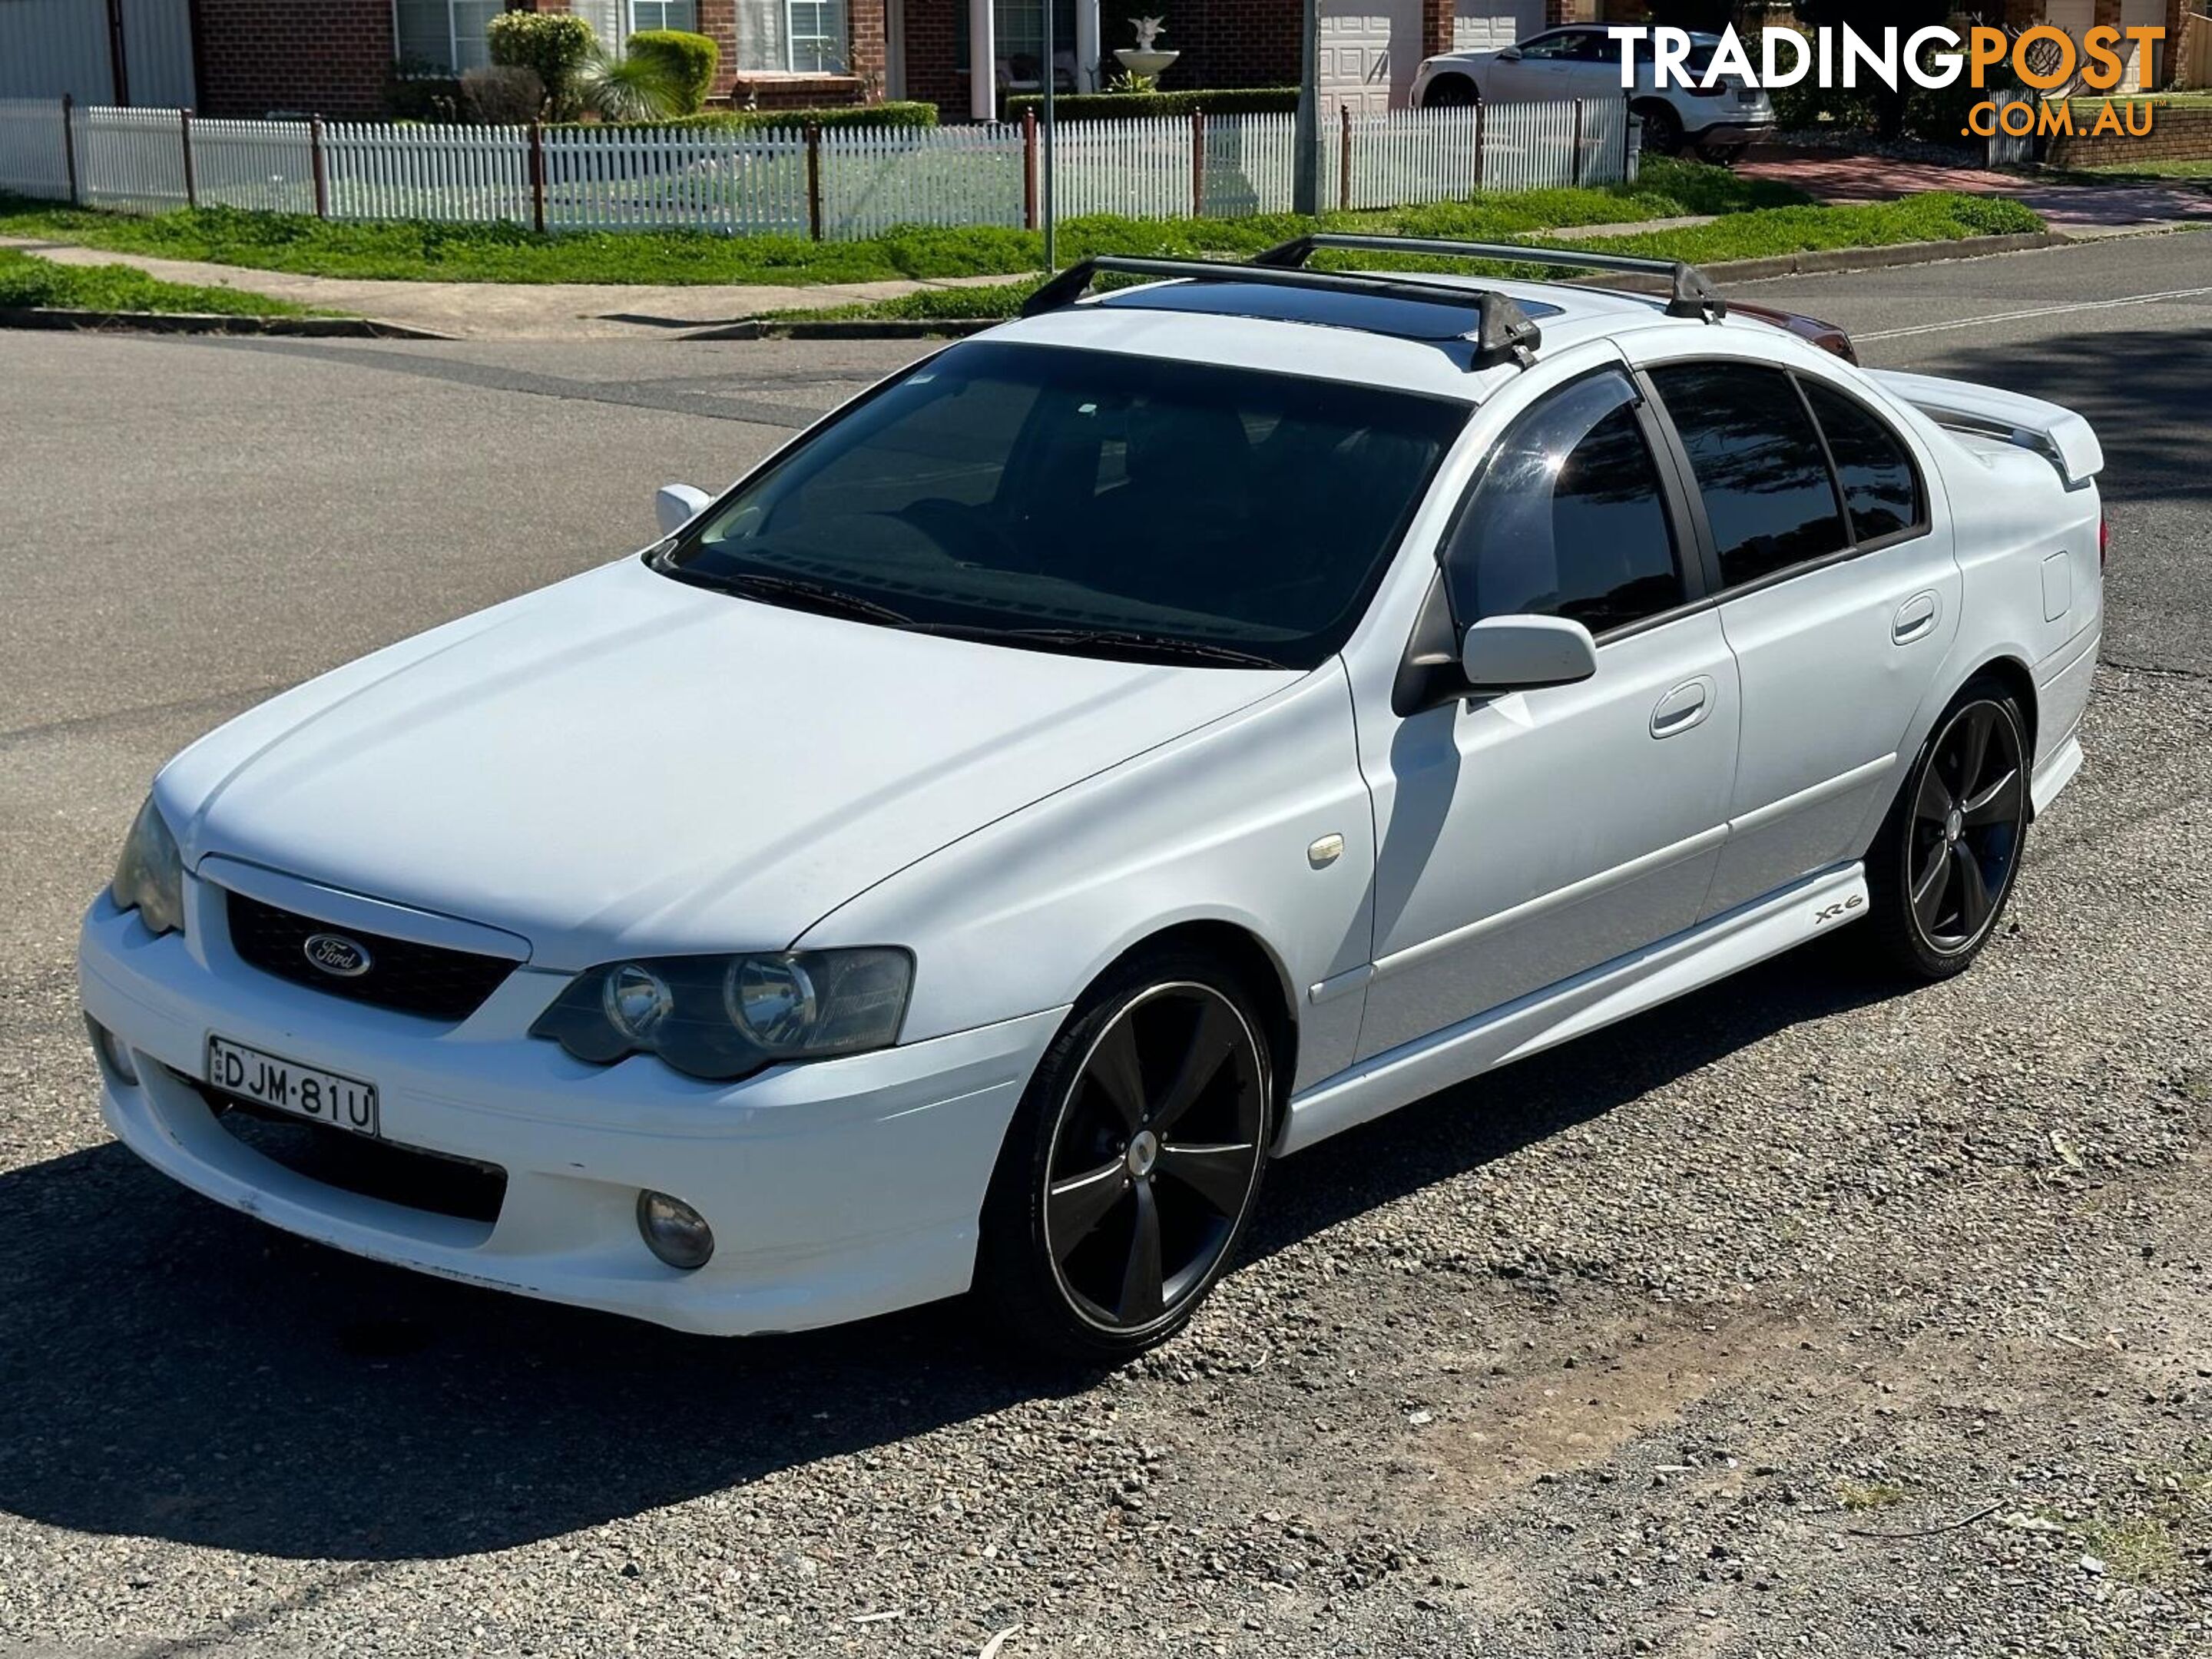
[1892, 591, 1941, 645]
[1650, 676, 1714, 738]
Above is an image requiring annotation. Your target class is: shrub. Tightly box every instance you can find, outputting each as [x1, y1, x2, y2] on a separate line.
[384, 55, 462, 121]
[573, 47, 683, 121]
[1004, 87, 1299, 121]
[628, 29, 719, 114]
[459, 65, 546, 124]
[487, 11, 596, 118]
[553, 101, 939, 133]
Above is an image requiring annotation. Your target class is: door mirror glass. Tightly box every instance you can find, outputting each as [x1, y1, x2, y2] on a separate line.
[1459, 615, 1599, 691]
[656, 483, 713, 536]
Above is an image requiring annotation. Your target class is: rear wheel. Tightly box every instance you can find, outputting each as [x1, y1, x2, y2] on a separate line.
[975, 949, 1273, 1361]
[1863, 681, 2031, 981]
[1635, 100, 1684, 156]
[1697, 142, 1746, 167]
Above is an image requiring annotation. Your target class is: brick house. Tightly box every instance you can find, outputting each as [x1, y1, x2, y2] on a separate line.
[184, 1, 889, 118]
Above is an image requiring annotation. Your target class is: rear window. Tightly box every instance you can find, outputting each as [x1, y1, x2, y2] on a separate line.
[663, 343, 1468, 668]
[1650, 362, 1849, 589]
[1801, 382, 1926, 545]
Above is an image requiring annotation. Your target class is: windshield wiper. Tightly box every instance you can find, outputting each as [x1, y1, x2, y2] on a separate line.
[921, 624, 1287, 669]
[711, 571, 913, 625]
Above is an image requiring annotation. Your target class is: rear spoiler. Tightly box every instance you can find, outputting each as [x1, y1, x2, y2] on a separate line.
[1871, 369, 2104, 489]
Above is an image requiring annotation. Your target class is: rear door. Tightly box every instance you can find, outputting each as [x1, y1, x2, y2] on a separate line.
[1631, 344, 1958, 917]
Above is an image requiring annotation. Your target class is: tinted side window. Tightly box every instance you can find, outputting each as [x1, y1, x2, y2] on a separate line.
[1651, 363, 1849, 589]
[1443, 371, 1684, 637]
[1515, 32, 1576, 59]
[1801, 381, 1923, 544]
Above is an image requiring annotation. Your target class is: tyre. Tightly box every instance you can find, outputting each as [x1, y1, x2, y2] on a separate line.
[1697, 143, 1745, 167]
[975, 946, 1274, 1362]
[1861, 680, 2031, 981]
[1635, 100, 1684, 156]
[1422, 75, 1480, 108]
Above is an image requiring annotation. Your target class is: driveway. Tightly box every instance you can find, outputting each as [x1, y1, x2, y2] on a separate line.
[1739, 142, 2212, 233]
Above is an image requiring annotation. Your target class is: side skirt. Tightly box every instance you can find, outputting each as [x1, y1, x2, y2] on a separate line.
[1274, 863, 1869, 1156]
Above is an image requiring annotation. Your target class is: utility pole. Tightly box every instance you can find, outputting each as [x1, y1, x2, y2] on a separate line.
[1042, 0, 1058, 270]
[1292, 0, 1320, 215]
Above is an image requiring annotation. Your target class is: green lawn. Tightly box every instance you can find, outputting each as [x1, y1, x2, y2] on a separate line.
[2078, 157, 2212, 180]
[0, 157, 1807, 288]
[0, 248, 316, 316]
[780, 191, 2048, 323]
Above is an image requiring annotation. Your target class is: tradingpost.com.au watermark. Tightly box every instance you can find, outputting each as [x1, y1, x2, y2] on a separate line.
[1607, 25, 2170, 141]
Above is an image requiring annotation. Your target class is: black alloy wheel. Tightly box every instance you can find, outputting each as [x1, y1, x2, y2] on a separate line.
[977, 953, 1272, 1359]
[1636, 101, 1684, 156]
[1865, 683, 2030, 979]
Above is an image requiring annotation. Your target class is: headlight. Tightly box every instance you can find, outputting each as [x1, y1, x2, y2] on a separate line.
[530, 948, 912, 1081]
[110, 794, 185, 937]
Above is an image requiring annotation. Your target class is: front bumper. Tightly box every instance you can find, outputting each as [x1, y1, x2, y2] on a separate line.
[78, 883, 1065, 1336]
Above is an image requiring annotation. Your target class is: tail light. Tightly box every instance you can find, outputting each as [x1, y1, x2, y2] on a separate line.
[2099, 515, 2109, 572]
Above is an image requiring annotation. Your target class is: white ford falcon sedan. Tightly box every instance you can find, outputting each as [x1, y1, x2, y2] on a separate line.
[80, 237, 2104, 1359]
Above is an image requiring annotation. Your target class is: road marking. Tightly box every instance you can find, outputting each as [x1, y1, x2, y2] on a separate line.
[1857, 284, 2212, 342]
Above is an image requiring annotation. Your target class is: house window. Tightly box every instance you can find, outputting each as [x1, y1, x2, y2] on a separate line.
[630, 0, 700, 34]
[568, 1, 702, 50]
[393, 0, 504, 73]
[955, 0, 1080, 81]
[736, 0, 852, 72]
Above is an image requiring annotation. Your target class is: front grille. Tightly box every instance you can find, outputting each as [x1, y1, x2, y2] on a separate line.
[204, 1087, 508, 1225]
[224, 890, 515, 1022]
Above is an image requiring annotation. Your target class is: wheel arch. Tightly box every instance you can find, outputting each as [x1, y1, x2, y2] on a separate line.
[1089, 919, 1301, 1122]
[1959, 652, 2039, 758]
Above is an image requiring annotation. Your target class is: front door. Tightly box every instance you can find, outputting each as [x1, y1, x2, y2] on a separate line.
[1631, 349, 1959, 917]
[1353, 366, 1740, 1060]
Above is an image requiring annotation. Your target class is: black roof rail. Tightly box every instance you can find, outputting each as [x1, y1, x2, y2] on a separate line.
[1016, 254, 1543, 369]
[1252, 233, 1727, 321]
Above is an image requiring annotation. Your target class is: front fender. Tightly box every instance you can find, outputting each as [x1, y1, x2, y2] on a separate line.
[798, 662, 1377, 1094]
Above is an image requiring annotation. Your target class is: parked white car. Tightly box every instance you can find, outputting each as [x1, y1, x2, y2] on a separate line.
[81, 239, 2103, 1359]
[1415, 24, 1777, 161]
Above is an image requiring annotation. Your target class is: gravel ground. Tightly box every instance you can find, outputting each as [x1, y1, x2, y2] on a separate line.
[2, 237, 2207, 1658]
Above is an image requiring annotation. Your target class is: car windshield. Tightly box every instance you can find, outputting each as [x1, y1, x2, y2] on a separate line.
[659, 342, 1467, 669]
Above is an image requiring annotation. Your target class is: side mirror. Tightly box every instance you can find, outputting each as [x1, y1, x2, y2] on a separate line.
[1459, 615, 1598, 692]
[1496, 45, 1522, 61]
[655, 483, 713, 537]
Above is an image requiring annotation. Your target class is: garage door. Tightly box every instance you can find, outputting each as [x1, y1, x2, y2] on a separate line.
[2043, 0, 2161, 93]
[2120, 0, 2162, 91]
[1453, 0, 1542, 54]
[1320, 0, 1423, 114]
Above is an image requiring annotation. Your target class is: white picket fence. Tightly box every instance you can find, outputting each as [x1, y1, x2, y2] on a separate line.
[0, 94, 1638, 238]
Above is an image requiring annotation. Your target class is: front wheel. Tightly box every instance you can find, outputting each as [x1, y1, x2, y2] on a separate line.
[1422, 75, 1481, 108]
[1862, 683, 2031, 980]
[974, 949, 1273, 1361]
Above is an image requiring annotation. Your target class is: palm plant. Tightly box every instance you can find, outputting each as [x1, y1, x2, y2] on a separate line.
[573, 46, 684, 123]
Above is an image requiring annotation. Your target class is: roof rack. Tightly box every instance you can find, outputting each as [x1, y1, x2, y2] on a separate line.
[1017, 254, 1544, 370]
[1252, 233, 1728, 322]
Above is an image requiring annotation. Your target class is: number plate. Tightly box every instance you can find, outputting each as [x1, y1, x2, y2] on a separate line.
[205, 1035, 380, 1139]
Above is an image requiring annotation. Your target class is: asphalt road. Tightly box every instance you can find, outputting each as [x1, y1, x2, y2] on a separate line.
[2, 231, 2207, 1658]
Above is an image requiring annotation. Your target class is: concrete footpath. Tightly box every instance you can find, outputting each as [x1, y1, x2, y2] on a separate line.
[0, 235, 1022, 339]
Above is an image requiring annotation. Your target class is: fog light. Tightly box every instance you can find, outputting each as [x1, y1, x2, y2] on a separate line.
[637, 1190, 714, 1270]
[85, 1015, 138, 1086]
